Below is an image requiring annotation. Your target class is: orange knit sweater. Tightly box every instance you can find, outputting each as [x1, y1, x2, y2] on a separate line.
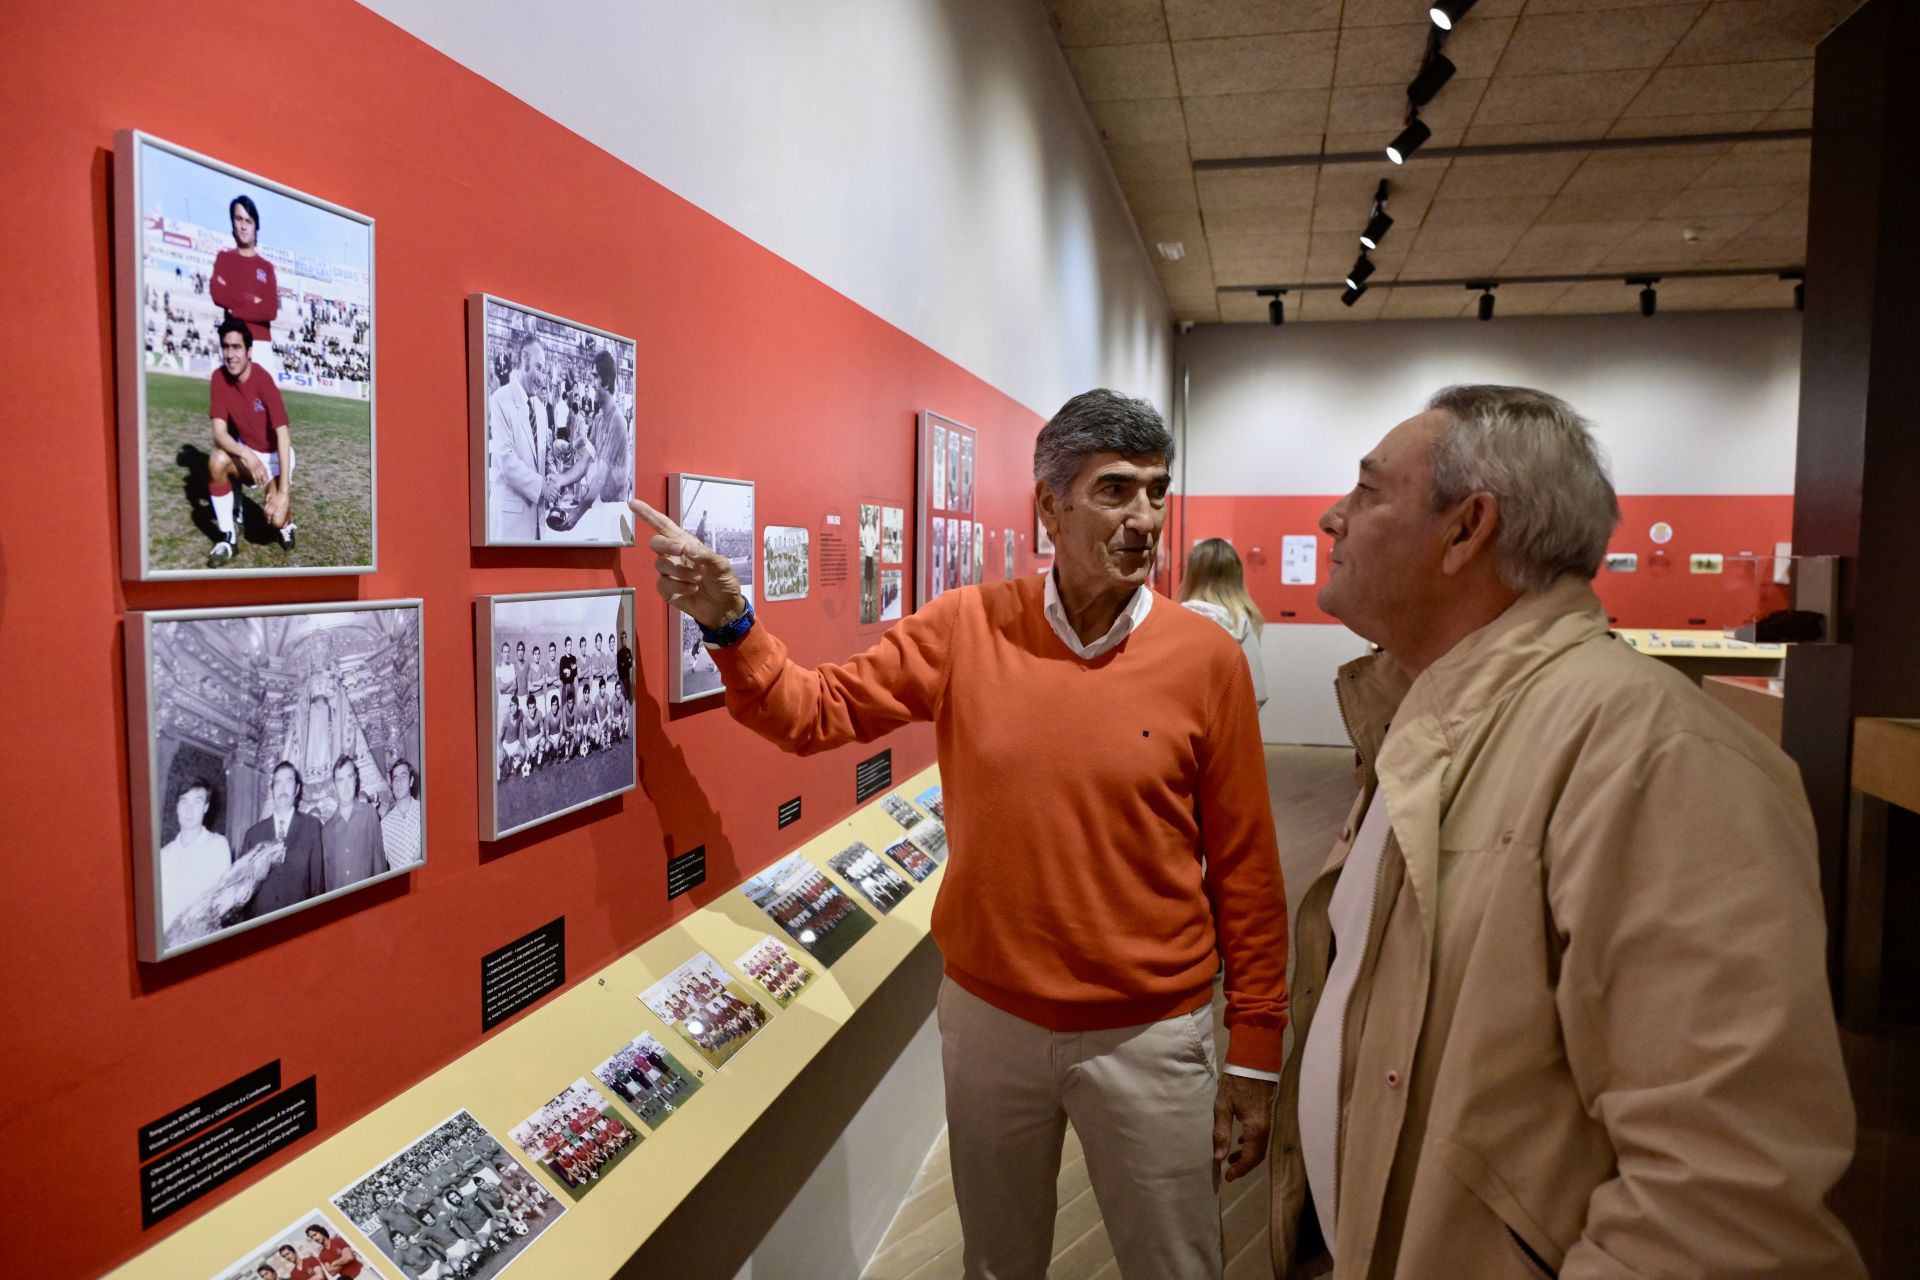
[714, 574, 1290, 1071]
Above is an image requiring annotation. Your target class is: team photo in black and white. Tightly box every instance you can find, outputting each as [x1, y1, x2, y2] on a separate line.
[666, 474, 754, 702]
[473, 295, 636, 546]
[762, 524, 810, 601]
[478, 589, 635, 840]
[130, 601, 424, 962]
[879, 792, 923, 830]
[829, 842, 915, 916]
[740, 852, 875, 968]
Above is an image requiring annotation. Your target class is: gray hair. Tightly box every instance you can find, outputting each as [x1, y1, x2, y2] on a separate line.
[1033, 389, 1175, 496]
[1425, 385, 1620, 594]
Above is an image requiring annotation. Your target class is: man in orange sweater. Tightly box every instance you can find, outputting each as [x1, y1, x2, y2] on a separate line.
[631, 390, 1288, 1278]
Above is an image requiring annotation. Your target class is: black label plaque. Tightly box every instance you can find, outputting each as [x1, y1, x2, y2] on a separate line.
[667, 845, 707, 899]
[139, 1076, 317, 1228]
[138, 1060, 280, 1160]
[855, 749, 893, 802]
[778, 796, 803, 829]
[481, 917, 566, 1032]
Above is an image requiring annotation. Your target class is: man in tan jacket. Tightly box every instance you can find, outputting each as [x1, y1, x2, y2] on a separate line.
[1271, 384, 1863, 1279]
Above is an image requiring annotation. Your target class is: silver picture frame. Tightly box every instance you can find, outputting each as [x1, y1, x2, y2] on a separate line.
[916, 409, 976, 610]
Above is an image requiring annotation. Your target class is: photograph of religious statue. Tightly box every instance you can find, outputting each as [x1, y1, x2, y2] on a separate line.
[126, 599, 425, 962]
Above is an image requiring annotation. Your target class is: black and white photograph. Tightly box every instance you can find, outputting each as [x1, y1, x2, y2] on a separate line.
[960, 520, 975, 587]
[930, 517, 946, 602]
[592, 1031, 703, 1129]
[476, 589, 635, 841]
[667, 473, 755, 703]
[883, 836, 940, 884]
[881, 569, 903, 621]
[117, 132, 375, 581]
[947, 519, 962, 590]
[737, 936, 816, 1008]
[947, 430, 962, 510]
[879, 792, 924, 830]
[881, 506, 905, 565]
[763, 524, 810, 602]
[127, 600, 424, 963]
[829, 842, 915, 915]
[932, 424, 946, 511]
[639, 951, 773, 1071]
[914, 784, 945, 822]
[859, 503, 882, 625]
[210, 1208, 389, 1280]
[974, 521, 986, 585]
[1004, 527, 1016, 580]
[470, 294, 636, 547]
[740, 852, 876, 967]
[508, 1077, 641, 1202]
[332, 1110, 564, 1280]
[910, 819, 950, 863]
[961, 435, 975, 514]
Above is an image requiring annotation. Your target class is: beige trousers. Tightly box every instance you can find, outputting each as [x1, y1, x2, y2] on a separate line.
[938, 978, 1224, 1280]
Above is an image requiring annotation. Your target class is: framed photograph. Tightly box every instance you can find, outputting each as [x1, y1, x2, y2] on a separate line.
[740, 852, 875, 967]
[883, 837, 939, 884]
[468, 294, 636, 547]
[508, 1078, 642, 1202]
[763, 524, 810, 601]
[666, 473, 755, 703]
[917, 411, 977, 609]
[126, 599, 424, 963]
[210, 1208, 389, 1280]
[879, 792, 924, 830]
[858, 503, 882, 625]
[639, 951, 773, 1071]
[117, 131, 375, 580]
[476, 589, 635, 840]
[333, 1110, 564, 1280]
[592, 1031, 703, 1129]
[737, 936, 816, 1008]
[828, 842, 915, 915]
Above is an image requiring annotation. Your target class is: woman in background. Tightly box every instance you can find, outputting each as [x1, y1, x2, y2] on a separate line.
[1180, 538, 1267, 709]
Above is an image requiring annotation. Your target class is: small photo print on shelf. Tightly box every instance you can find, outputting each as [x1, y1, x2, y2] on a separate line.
[883, 836, 939, 884]
[478, 589, 635, 841]
[592, 1032, 702, 1129]
[508, 1077, 641, 1202]
[209, 1208, 389, 1280]
[332, 1109, 564, 1280]
[117, 132, 376, 581]
[879, 792, 924, 830]
[127, 599, 425, 963]
[914, 784, 944, 822]
[737, 935, 816, 1008]
[910, 819, 949, 863]
[471, 295, 636, 546]
[639, 951, 773, 1071]
[763, 524, 810, 601]
[859, 504, 882, 625]
[740, 852, 876, 967]
[881, 506, 905, 565]
[667, 473, 755, 703]
[829, 842, 915, 915]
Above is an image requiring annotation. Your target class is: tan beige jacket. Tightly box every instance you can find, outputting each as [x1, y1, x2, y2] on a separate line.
[1270, 577, 1863, 1280]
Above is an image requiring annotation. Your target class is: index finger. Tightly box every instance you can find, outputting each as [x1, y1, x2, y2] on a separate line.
[627, 498, 684, 540]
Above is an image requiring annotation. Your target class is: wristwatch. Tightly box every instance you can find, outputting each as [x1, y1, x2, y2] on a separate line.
[699, 600, 755, 649]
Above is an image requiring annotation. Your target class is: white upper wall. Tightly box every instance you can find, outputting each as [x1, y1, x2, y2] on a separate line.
[357, 0, 1172, 419]
[1182, 311, 1803, 495]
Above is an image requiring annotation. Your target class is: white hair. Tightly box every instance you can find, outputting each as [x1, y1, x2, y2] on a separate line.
[1425, 385, 1620, 594]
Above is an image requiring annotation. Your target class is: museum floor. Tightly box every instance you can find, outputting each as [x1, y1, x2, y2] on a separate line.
[860, 745, 1357, 1280]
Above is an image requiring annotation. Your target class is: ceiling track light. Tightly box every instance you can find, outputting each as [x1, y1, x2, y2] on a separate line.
[1346, 254, 1376, 291]
[1629, 276, 1660, 317]
[1407, 52, 1457, 107]
[1387, 117, 1432, 165]
[1430, 0, 1479, 32]
[1468, 281, 1497, 321]
[1258, 288, 1288, 326]
[1359, 178, 1393, 251]
[1341, 284, 1368, 307]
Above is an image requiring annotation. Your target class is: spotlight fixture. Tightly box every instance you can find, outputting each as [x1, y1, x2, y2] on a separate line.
[1359, 178, 1393, 251]
[1407, 52, 1457, 107]
[1258, 288, 1288, 326]
[1629, 277, 1660, 317]
[1429, 0, 1479, 31]
[1346, 254, 1376, 291]
[1341, 284, 1368, 307]
[1386, 118, 1432, 165]
[1468, 281, 1496, 321]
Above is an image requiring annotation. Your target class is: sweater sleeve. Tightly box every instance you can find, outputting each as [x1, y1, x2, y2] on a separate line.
[1197, 650, 1291, 1072]
[712, 596, 957, 755]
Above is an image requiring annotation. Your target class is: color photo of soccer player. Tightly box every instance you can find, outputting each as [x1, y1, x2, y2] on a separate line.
[208, 1208, 389, 1280]
[472, 295, 636, 547]
[332, 1110, 563, 1280]
[639, 951, 774, 1071]
[118, 132, 374, 579]
[508, 1078, 641, 1202]
[476, 589, 635, 840]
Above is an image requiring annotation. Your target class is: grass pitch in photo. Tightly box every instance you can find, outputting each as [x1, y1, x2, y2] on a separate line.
[640, 951, 773, 1071]
[592, 1031, 703, 1129]
[508, 1078, 641, 1202]
[740, 852, 876, 967]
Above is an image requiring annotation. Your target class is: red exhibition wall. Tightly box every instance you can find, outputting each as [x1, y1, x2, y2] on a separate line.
[1182, 493, 1794, 630]
[0, 4, 1047, 1276]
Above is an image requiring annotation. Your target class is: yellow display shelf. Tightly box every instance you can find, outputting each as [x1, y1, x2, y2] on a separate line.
[1612, 628, 1787, 659]
[107, 765, 944, 1279]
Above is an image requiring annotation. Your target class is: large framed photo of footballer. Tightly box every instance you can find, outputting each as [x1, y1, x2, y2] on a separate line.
[666, 473, 755, 703]
[916, 410, 976, 609]
[470, 294, 637, 546]
[476, 588, 636, 840]
[115, 131, 376, 580]
[125, 599, 425, 962]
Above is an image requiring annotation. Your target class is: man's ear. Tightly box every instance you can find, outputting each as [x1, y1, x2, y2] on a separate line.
[1034, 480, 1060, 536]
[1440, 492, 1500, 576]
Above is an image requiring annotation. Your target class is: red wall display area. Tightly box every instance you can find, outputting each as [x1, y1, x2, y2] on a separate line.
[0, 4, 1044, 1276]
